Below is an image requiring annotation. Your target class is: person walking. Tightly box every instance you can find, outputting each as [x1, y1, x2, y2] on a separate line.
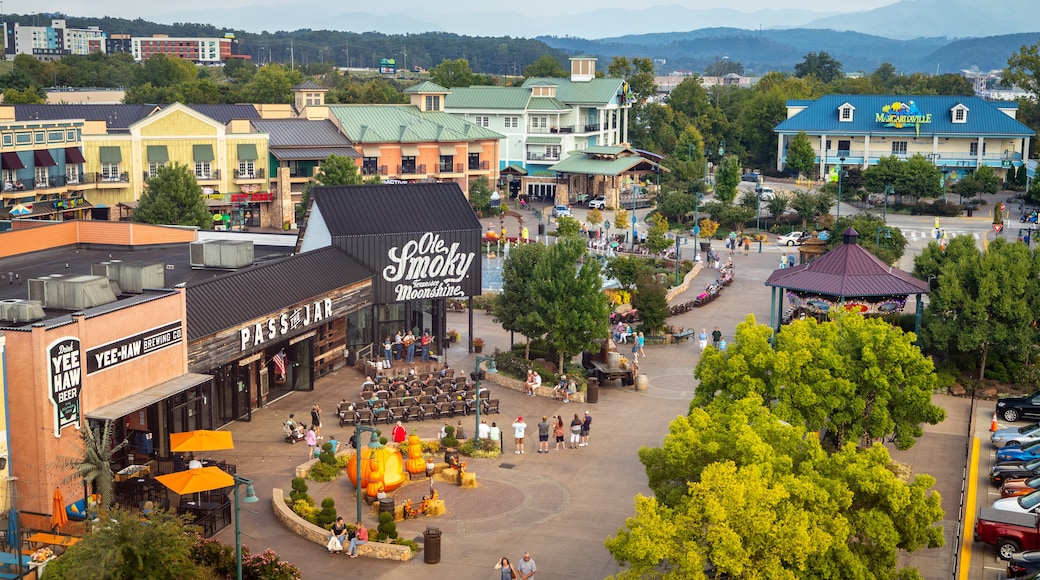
[305, 425, 318, 460]
[553, 416, 565, 451]
[779, 252, 787, 269]
[569, 413, 582, 449]
[495, 557, 518, 580]
[537, 416, 550, 453]
[788, 252, 795, 268]
[580, 411, 592, 447]
[711, 326, 722, 348]
[698, 328, 708, 352]
[516, 552, 537, 580]
[310, 404, 322, 437]
[512, 416, 527, 454]
[637, 332, 645, 356]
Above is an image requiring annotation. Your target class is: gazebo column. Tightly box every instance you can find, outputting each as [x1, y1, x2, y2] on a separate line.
[914, 293, 924, 341]
[770, 287, 779, 344]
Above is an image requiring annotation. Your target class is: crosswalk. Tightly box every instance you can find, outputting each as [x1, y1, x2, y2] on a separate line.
[902, 230, 981, 244]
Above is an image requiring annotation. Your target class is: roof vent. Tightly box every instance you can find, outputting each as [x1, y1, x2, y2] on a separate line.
[189, 240, 255, 269]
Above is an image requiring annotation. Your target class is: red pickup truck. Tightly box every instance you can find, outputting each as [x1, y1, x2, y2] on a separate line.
[975, 507, 1040, 559]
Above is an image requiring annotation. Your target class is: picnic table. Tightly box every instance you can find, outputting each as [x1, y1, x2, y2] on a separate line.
[27, 532, 80, 549]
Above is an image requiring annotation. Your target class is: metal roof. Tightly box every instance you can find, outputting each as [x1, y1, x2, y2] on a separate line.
[292, 81, 328, 91]
[521, 77, 625, 105]
[775, 94, 1035, 137]
[765, 228, 929, 297]
[184, 104, 260, 124]
[185, 246, 373, 340]
[444, 87, 531, 110]
[251, 119, 354, 148]
[527, 97, 569, 111]
[270, 147, 360, 160]
[405, 81, 450, 93]
[548, 153, 661, 176]
[12, 104, 159, 131]
[526, 137, 562, 145]
[328, 104, 503, 144]
[310, 183, 482, 237]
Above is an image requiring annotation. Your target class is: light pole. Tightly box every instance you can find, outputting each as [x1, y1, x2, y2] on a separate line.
[875, 227, 891, 250]
[233, 475, 259, 580]
[472, 355, 497, 445]
[755, 188, 762, 234]
[692, 193, 701, 258]
[353, 428, 381, 523]
[673, 234, 690, 285]
[883, 185, 893, 223]
[630, 184, 637, 251]
[836, 156, 846, 224]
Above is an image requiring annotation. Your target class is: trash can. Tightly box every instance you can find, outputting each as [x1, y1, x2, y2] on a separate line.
[966, 208, 974, 217]
[586, 382, 599, 404]
[378, 497, 394, 518]
[424, 527, 442, 564]
[538, 223, 545, 235]
[443, 449, 459, 467]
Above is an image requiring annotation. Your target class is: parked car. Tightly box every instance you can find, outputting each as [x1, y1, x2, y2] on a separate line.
[1009, 551, 1040, 577]
[998, 393, 1040, 422]
[1000, 441, 1040, 463]
[992, 458, 1040, 485]
[776, 231, 808, 246]
[1004, 476, 1040, 498]
[993, 423, 1040, 447]
[975, 507, 1040, 559]
[817, 229, 831, 242]
[754, 185, 775, 200]
[587, 196, 606, 210]
[994, 490, 1040, 514]
[741, 172, 761, 182]
[551, 205, 572, 218]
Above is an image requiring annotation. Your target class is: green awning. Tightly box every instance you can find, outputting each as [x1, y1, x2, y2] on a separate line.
[146, 145, 169, 163]
[99, 146, 122, 164]
[526, 137, 562, 145]
[193, 144, 215, 162]
[237, 143, 258, 160]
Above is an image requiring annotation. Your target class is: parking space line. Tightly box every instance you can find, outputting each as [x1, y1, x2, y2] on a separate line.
[959, 436, 980, 580]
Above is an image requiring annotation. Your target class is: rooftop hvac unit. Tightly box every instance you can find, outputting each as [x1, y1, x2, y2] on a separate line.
[189, 240, 254, 269]
[91, 260, 165, 293]
[28, 274, 117, 310]
[0, 299, 45, 322]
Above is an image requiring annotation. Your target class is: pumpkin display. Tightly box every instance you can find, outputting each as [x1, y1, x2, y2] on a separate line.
[345, 439, 406, 497]
[405, 432, 426, 475]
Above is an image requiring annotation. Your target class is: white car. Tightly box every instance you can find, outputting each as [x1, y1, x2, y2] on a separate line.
[755, 186, 775, 200]
[993, 489, 1040, 513]
[588, 197, 606, 210]
[776, 231, 808, 246]
[552, 205, 572, 218]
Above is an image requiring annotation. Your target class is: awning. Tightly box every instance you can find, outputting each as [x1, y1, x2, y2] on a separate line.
[526, 137, 562, 145]
[439, 144, 457, 156]
[0, 152, 24, 170]
[99, 146, 122, 164]
[270, 147, 360, 161]
[34, 150, 57, 167]
[86, 373, 213, 421]
[237, 143, 258, 160]
[400, 145, 419, 157]
[193, 144, 215, 162]
[468, 142, 483, 153]
[362, 148, 380, 158]
[64, 147, 86, 164]
[147, 145, 169, 163]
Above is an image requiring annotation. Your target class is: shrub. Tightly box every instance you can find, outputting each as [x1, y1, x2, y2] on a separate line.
[292, 499, 319, 525]
[376, 510, 398, 541]
[392, 537, 420, 553]
[308, 460, 341, 482]
[458, 437, 501, 458]
[191, 536, 302, 580]
[289, 477, 312, 505]
[315, 497, 337, 528]
[441, 425, 459, 449]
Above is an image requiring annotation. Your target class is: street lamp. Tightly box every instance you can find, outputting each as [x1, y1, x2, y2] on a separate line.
[674, 234, 690, 285]
[232, 475, 259, 580]
[353, 428, 381, 523]
[836, 156, 846, 223]
[755, 187, 762, 234]
[875, 227, 891, 250]
[472, 355, 497, 445]
[883, 185, 893, 223]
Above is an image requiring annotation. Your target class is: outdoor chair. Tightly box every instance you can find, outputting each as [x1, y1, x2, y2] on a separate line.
[451, 400, 468, 416]
[388, 406, 407, 422]
[356, 409, 374, 425]
[373, 408, 392, 425]
[405, 405, 424, 422]
[486, 399, 500, 414]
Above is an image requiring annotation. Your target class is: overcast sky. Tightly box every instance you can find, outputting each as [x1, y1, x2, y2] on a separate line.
[9, 0, 901, 22]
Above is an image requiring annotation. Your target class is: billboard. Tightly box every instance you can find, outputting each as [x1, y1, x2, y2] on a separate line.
[379, 58, 397, 74]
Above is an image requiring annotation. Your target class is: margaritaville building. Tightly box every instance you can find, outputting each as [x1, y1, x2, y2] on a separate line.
[775, 94, 1035, 182]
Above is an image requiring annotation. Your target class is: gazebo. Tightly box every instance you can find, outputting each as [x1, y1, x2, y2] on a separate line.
[764, 228, 929, 335]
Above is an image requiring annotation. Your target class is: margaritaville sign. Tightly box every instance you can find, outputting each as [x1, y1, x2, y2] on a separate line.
[876, 100, 932, 136]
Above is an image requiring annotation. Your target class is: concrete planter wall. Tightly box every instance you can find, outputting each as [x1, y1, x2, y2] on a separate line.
[491, 369, 585, 403]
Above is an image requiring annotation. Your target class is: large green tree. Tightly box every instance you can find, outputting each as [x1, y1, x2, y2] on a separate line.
[523, 55, 567, 78]
[607, 56, 656, 100]
[918, 237, 1040, 380]
[794, 51, 844, 83]
[631, 272, 669, 334]
[315, 153, 363, 186]
[496, 243, 549, 359]
[784, 131, 817, 178]
[430, 58, 474, 88]
[133, 163, 211, 229]
[863, 154, 943, 201]
[238, 64, 304, 104]
[606, 255, 651, 290]
[713, 155, 741, 203]
[694, 314, 945, 450]
[608, 395, 944, 580]
[1004, 38, 1040, 98]
[828, 214, 908, 265]
[529, 238, 610, 370]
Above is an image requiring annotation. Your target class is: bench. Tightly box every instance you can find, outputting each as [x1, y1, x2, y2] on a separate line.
[672, 329, 696, 342]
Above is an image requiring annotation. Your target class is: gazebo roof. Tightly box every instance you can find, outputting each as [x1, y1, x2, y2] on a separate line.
[765, 228, 928, 297]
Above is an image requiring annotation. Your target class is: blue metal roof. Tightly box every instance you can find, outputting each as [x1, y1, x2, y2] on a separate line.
[775, 95, 1034, 138]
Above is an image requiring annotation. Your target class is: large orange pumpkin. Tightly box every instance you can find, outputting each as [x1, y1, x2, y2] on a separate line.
[345, 440, 406, 497]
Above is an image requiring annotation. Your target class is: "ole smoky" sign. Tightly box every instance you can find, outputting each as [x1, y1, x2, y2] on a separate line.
[382, 233, 476, 301]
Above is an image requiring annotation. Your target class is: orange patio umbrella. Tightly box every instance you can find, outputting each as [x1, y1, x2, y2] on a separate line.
[51, 488, 68, 531]
[155, 466, 234, 496]
[169, 430, 234, 453]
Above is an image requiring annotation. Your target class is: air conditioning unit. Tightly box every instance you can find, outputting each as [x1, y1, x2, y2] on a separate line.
[0, 299, 44, 322]
[189, 240, 254, 269]
[28, 274, 117, 310]
[91, 260, 165, 293]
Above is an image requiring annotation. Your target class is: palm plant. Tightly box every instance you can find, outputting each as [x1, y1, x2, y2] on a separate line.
[53, 420, 128, 512]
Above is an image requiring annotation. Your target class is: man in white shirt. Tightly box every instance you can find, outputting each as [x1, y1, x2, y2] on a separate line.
[478, 420, 490, 439]
[512, 416, 527, 454]
[530, 372, 542, 397]
[516, 552, 537, 579]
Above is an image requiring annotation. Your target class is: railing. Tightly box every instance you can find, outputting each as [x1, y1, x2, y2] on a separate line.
[96, 171, 130, 183]
[527, 153, 560, 161]
[2, 178, 34, 192]
[549, 127, 574, 134]
[195, 169, 221, 180]
[399, 164, 426, 175]
[583, 123, 600, 132]
[468, 160, 490, 171]
[437, 163, 464, 174]
[234, 168, 265, 179]
[362, 165, 388, 176]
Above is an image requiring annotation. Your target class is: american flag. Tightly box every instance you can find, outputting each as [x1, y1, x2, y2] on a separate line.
[272, 351, 286, 377]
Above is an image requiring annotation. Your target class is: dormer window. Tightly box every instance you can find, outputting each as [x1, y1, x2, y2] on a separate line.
[838, 102, 855, 122]
[951, 103, 969, 124]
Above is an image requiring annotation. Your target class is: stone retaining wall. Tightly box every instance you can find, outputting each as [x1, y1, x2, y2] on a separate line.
[665, 261, 703, 302]
[489, 366, 585, 403]
[271, 487, 413, 561]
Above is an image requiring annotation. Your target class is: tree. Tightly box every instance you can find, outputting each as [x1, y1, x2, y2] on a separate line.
[955, 165, 1000, 201]
[632, 272, 669, 334]
[784, 132, 816, 178]
[607, 56, 656, 100]
[919, 237, 1039, 380]
[2, 87, 44, 104]
[863, 155, 942, 201]
[789, 190, 820, 229]
[605, 255, 649, 290]
[528, 238, 610, 370]
[497, 243, 549, 359]
[1004, 39, 1040, 98]
[609, 395, 944, 579]
[133, 163, 210, 229]
[704, 57, 744, 77]
[794, 51, 843, 83]
[694, 314, 945, 450]
[523, 55, 567, 78]
[645, 215, 672, 255]
[314, 153, 363, 186]
[713, 155, 740, 203]
[703, 202, 755, 235]
[238, 64, 304, 104]
[53, 420, 128, 512]
[430, 58, 474, 88]
[44, 508, 208, 579]
[136, 53, 197, 87]
[655, 190, 697, 225]
[613, 209, 630, 231]
[828, 214, 908, 265]
[765, 191, 790, 218]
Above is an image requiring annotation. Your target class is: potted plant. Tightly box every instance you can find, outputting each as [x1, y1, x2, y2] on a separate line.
[447, 329, 460, 344]
[472, 338, 485, 353]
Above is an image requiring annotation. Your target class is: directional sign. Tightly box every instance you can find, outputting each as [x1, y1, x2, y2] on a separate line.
[994, 224, 1004, 234]
[692, 226, 701, 235]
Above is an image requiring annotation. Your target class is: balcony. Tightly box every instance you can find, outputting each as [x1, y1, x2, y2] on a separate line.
[398, 164, 426, 176]
[548, 126, 574, 134]
[195, 169, 221, 181]
[526, 153, 560, 162]
[233, 168, 265, 180]
[437, 163, 464, 174]
[468, 160, 490, 171]
[2, 178, 34, 194]
[362, 165, 388, 176]
[95, 171, 130, 186]
[583, 123, 600, 133]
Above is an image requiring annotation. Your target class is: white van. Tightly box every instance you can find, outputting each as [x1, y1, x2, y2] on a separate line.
[755, 185, 775, 200]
